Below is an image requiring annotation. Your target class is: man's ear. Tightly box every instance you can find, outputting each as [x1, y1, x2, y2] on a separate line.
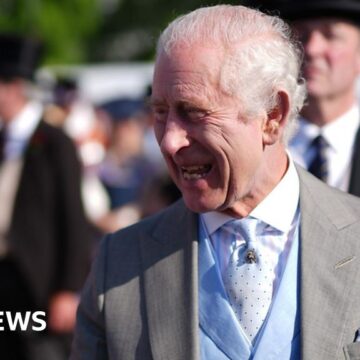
[262, 90, 290, 145]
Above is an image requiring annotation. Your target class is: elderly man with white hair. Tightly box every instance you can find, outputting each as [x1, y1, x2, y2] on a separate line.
[71, 5, 360, 360]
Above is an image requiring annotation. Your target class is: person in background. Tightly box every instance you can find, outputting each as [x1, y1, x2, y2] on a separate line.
[99, 98, 149, 208]
[247, 0, 360, 195]
[71, 5, 360, 360]
[46, 77, 111, 236]
[0, 34, 92, 360]
[95, 98, 162, 231]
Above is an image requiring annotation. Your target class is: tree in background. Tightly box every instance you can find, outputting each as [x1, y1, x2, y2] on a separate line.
[0, 0, 101, 64]
[0, 0, 241, 64]
[91, 0, 241, 62]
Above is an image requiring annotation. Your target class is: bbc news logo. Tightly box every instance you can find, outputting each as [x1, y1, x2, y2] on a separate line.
[0, 311, 46, 331]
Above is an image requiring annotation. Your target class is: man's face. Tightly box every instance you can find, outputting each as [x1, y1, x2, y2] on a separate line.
[151, 46, 267, 215]
[0, 79, 24, 123]
[293, 18, 360, 100]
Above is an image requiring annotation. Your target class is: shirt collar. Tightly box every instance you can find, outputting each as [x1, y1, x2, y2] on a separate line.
[293, 104, 360, 154]
[202, 155, 300, 235]
[5, 101, 43, 142]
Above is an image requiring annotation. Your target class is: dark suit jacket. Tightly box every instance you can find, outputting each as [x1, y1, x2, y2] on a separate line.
[6, 120, 92, 309]
[71, 167, 360, 360]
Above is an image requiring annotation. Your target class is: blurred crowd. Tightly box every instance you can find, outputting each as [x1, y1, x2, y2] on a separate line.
[45, 77, 179, 234]
[0, 34, 180, 360]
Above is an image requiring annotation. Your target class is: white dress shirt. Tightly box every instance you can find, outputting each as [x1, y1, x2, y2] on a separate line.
[201, 157, 300, 296]
[2, 100, 43, 160]
[289, 105, 360, 191]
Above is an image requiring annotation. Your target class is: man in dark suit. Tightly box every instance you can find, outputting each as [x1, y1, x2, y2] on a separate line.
[247, 0, 360, 196]
[71, 5, 360, 360]
[0, 34, 92, 359]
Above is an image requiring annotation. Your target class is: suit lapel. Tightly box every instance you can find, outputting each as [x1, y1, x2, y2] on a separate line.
[348, 125, 360, 196]
[140, 167, 360, 360]
[198, 219, 251, 360]
[298, 167, 360, 359]
[140, 201, 200, 360]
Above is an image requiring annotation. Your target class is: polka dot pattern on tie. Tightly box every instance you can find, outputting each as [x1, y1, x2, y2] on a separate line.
[222, 217, 274, 343]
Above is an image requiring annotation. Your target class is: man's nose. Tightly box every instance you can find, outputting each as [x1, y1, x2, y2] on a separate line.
[159, 116, 191, 156]
[303, 31, 327, 57]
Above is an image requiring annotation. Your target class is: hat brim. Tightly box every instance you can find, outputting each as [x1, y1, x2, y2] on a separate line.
[279, 3, 360, 23]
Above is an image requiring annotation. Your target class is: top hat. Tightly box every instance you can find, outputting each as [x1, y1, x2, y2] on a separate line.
[246, 0, 360, 23]
[0, 34, 43, 81]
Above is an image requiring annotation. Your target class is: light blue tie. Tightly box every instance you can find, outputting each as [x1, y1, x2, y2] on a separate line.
[222, 217, 273, 344]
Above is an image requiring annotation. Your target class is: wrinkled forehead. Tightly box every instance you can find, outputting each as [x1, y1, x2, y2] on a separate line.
[153, 31, 272, 82]
[155, 41, 225, 66]
[153, 44, 225, 92]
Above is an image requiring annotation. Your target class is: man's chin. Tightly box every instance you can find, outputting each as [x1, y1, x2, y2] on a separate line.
[183, 195, 221, 214]
[306, 82, 328, 99]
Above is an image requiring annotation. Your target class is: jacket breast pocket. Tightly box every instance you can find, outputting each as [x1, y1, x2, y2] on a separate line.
[344, 343, 360, 360]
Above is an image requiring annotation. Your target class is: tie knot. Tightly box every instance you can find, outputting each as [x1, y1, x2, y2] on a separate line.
[222, 216, 259, 243]
[311, 134, 328, 150]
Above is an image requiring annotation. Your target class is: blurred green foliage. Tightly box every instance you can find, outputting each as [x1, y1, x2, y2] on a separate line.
[92, 0, 241, 62]
[0, 0, 101, 64]
[0, 0, 243, 64]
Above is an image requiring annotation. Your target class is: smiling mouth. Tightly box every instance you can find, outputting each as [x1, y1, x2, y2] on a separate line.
[181, 165, 212, 180]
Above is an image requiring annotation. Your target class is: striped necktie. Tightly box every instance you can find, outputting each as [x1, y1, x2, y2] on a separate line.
[308, 135, 329, 181]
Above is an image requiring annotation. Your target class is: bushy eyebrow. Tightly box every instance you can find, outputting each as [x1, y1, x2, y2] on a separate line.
[150, 98, 208, 110]
[149, 99, 167, 107]
[149, 98, 159, 105]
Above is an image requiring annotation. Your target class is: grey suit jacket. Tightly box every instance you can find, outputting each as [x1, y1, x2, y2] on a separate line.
[71, 166, 360, 360]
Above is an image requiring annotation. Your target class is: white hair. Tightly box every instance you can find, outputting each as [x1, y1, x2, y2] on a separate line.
[156, 5, 306, 142]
